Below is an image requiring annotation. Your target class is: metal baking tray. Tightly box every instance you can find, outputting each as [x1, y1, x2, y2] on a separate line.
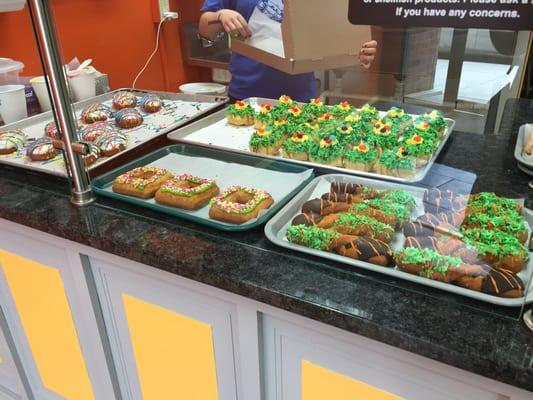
[91, 143, 314, 232]
[167, 97, 456, 183]
[264, 174, 533, 307]
[0, 88, 227, 177]
[514, 124, 533, 174]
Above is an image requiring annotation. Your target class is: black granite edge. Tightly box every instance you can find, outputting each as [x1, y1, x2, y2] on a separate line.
[1, 165, 533, 392]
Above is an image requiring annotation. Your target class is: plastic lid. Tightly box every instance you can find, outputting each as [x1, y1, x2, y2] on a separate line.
[179, 82, 226, 95]
[0, 58, 24, 74]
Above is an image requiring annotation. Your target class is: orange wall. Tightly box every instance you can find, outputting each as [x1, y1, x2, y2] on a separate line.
[0, 0, 209, 91]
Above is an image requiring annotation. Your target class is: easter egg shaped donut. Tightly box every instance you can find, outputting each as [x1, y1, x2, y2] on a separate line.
[114, 108, 143, 129]
[80, 122, 118, 143]
[0, 129, 28, 155]
[139, 94, 162, 113]
[94, 132, 127, 156]
[81, 103, 111, 124]
[44, 121, 62, 140]
[27, 137, 57, 161]
[113, 91, 137, 110]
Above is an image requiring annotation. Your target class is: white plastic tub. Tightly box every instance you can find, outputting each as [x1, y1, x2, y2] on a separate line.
[0, 58, 24, 85]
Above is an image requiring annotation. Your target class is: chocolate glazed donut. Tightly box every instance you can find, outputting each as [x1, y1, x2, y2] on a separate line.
[455, 264, 524, 298]
[301, 198, 351, 216]
[321, 192, 363, 204]
[330, 181, 362, 195]
[404, 236, 439, 251]
[336, 237, 394, 267]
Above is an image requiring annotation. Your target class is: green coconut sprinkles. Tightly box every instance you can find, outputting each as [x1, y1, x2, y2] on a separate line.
[334, 213, 394, 237]
[286, 225, 340, 251]
[461, 228, 528, 258]
[397, 247, 463, 277]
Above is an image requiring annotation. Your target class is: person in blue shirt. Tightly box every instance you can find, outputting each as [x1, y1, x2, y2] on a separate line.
[199, 0, 377, 102]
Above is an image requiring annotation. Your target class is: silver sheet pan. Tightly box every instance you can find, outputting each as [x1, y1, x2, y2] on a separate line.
[0, 88, 227, 177]
[167, 97, 455, 183]
[264, 173, 533, 307]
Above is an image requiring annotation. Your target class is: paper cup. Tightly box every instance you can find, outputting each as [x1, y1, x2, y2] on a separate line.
[30, 76, 52, 112]
[0, 84, 27, 124]
[68, 72, 96, 101]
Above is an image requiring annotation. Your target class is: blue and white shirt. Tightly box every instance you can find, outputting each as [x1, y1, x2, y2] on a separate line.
[201, 0, 316, 101]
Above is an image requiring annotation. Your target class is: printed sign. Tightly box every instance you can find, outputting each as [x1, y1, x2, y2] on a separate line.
[348, 0, 533, 30]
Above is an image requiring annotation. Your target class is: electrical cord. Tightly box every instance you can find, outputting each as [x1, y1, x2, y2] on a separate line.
[132, 16, 170, 89]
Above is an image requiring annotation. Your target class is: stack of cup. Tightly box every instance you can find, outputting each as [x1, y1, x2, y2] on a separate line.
[0, 84, 27, 125]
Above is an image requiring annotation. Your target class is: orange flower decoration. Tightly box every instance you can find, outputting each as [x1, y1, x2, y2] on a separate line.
[310, 98, 323, 106]
[338, 101, 351, 111]
[318, 113, 333, 121]
[406, 134, 424, 145]
[356, 143, 369, 153]
[235, 100, 247, 110]
[256, 127, 272, 137]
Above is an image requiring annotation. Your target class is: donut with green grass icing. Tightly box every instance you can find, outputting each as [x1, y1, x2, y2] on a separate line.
[309, 135, 344, 166]
[359, 103, 379, 123]
[343, 142, 378, 171]
[282, 131, 313, 161]
[227, 100, 255, 126]
[249, 126, 283, 155]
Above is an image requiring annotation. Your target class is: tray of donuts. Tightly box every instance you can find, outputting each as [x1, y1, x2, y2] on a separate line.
[0, 88, 227, 177]
[91, 143, 314, 231]
[265, 175, 533, 306]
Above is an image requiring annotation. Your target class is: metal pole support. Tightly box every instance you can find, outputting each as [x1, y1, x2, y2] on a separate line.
[27, 0, 95, 206]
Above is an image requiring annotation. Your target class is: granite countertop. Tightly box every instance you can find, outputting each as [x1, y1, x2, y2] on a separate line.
[2, 104, 533, 391]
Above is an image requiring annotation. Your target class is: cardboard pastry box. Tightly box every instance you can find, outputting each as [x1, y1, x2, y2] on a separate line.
[231, 0, 371, 75]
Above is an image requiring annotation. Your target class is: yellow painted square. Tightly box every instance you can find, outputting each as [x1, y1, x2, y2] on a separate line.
[302, 359, 403, 400]
[122, 293, 219, 400]
[0, 250, 94, 400]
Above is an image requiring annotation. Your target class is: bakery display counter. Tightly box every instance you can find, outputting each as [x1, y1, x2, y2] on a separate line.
[1, 118, 533, 399]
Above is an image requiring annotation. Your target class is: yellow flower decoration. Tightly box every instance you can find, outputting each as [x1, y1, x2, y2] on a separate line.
[318, 113, 334, 122]
[427, 110, 441, 120]
[279, 95, 293, 105]
[288, 106, 302, 117]
[415, 120, 430, 131]
[361, 104, 376, 113]
[310, 98, 323, 106]
[345, 114, 361, 123]
[373, 122, 392, 136]
[337, 101, 351, 111]
[290, 132, 309, 143]
[305, 122, 319, 130]
[337, 124, 353, 135]
[396, 146, 408, 157]
[387, 108, 405, 118]
[260, 104, 273, 114]
[320, 137, 338, 148]
[274, 118, 287, 127]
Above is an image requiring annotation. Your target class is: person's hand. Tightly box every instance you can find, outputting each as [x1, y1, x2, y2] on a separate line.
[359, 40, 377, 69]
[217, 9, 252, 38]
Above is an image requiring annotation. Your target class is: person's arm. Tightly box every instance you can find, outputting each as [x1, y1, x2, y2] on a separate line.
[199, 9, 252, 39]
[359, 40, 378, 69]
